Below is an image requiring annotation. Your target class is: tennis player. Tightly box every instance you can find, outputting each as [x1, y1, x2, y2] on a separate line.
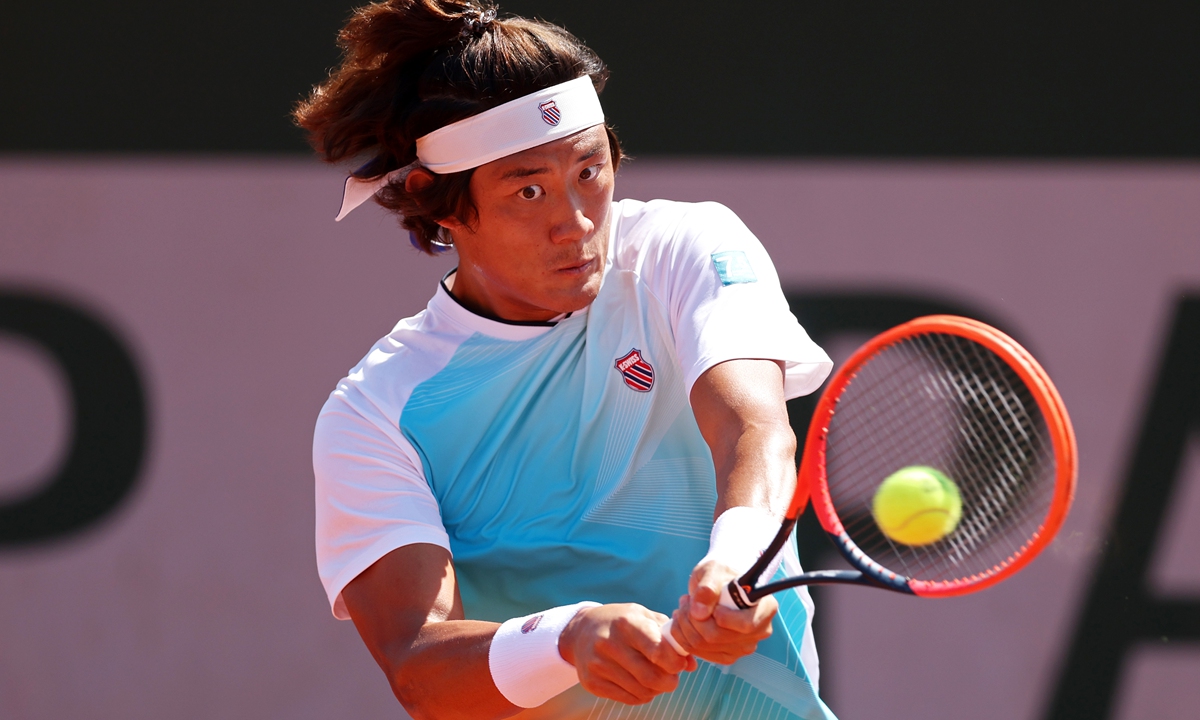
[300, 2, 837, 718]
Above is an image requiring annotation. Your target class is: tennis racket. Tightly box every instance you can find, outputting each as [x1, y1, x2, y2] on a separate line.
[662, 315, 1076, 654]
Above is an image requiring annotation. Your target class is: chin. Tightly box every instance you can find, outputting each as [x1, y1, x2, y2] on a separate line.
[553, 279, 602, 315]
[557, 290, 598, 315]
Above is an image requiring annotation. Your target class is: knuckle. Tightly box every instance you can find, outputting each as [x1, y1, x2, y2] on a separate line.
[612, 614, 637, 635]
[580, 677, 601, 693]
[585, 658, 607, 677]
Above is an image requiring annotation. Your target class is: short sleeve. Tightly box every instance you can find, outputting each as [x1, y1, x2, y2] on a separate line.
[313, 385, 450, 620]
[644, 201, 832, 398]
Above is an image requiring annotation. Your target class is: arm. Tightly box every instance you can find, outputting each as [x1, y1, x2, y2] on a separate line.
[341, 543, 514, 720]
[342, 543, 694, 720]
[694, 358, 796, 518]
[667, 358, 796, 662]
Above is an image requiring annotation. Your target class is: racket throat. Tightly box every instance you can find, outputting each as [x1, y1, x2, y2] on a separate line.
[750, 569, 910, 600]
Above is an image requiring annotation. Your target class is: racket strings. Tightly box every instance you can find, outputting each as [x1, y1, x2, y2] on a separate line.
[900, 338, 1050, 575]
[824, 333, 1057, 584]
[927, 340, 1050, 570]
[904, 336, 1054, 575]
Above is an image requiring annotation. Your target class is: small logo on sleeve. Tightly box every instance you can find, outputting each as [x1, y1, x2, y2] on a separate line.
[539, 100, 561, 126]
[711, 250, 757, 286]
[615, 349, 655, 392]
[521, 615, 543, 634]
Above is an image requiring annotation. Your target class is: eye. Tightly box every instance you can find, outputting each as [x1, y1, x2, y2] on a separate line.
[518, 185, 544, 200]
[579, 163, 606, 182]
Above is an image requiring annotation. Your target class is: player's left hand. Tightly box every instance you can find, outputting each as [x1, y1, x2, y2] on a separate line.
[667, 559, 777, 664]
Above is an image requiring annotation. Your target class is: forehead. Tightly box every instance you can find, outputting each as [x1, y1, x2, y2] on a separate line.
[475, 125, 609, 179]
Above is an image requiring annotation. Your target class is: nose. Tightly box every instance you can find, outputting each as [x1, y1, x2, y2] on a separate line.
[548, 187, 595, 245]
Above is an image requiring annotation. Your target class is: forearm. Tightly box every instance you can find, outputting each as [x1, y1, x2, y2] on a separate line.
[383, 620, 516, 720]
[345, 545, 688, 714]
[343, 545, 520, 720]
[711, 416, 796, 517]
[692, 359, 797, 518]
[670, 358, 792, 661]
[390, 604, 688, 714]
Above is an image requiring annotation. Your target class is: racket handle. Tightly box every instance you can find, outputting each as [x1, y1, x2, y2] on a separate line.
[660, 583, 752, 656]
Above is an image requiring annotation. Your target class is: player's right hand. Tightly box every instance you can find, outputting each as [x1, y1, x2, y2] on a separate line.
[558, 603, 698, 705]
[667, 558, 778, 664]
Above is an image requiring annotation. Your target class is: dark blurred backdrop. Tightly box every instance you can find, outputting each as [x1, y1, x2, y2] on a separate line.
[4, 0, 1198, 156]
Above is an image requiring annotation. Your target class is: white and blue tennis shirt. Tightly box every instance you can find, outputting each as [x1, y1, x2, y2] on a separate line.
[314, 199, 837, 719]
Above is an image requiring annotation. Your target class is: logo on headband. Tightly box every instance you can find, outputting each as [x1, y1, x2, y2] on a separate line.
[539, 100, 561, 126]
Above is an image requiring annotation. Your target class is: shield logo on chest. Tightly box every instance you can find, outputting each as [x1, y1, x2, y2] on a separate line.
[615, 348, 655, 392]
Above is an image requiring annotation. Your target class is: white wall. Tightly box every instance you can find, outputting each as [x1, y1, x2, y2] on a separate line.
[1, 158, 1198, 719]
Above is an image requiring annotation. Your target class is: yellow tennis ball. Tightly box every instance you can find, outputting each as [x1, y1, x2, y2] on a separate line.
[872, 466, 962, 546]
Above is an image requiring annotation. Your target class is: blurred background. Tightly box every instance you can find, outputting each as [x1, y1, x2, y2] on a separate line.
[2, 1, 1198, 718]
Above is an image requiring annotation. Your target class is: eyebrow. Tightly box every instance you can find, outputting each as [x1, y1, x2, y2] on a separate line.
[498, 141, 609, 181]
[575, 141, 607, 165]
[500, 165, 549, 180]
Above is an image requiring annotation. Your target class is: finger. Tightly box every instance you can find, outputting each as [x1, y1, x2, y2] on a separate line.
[686, 607, 732, 645]
[671, 603, 708, 650]
[653, 627, 692, 672]
[582, 642, 668, 704]
[679, 598, 757, 649]
[689, 569, 726, 621]
[606, 615, 687, 688]
[579, 675, 656, 706]
[596, 645, 681, 698]
[712, 597, 778, 637]
[648, 620, 693, 672]
[670, 624, 746, 664]
[675, 600, 770, 663]
[623, 614, 690, 675]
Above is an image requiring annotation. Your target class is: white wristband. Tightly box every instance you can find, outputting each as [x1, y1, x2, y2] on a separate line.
[701, 506, 783, 583]
[488, 601, 600, 708]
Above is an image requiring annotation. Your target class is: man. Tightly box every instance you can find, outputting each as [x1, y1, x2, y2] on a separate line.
[302, 3, 836, 718]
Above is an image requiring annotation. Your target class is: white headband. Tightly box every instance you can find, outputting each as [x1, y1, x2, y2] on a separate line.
[335, 75, 605, 221]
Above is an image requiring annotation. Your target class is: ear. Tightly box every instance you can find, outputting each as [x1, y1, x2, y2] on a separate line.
[404, 167, 435, 193]
[405, 168, 467, 232]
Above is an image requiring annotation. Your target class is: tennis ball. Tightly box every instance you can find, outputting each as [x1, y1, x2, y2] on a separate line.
[872, 466, 962, 546]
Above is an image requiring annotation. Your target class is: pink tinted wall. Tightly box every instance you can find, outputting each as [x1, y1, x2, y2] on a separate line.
[1, 159, 1198, 719]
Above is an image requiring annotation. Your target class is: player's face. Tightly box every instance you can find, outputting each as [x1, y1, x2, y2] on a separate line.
[441, 125, 614, 323]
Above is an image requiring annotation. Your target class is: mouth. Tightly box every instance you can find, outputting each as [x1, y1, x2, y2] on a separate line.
[557, 257, 596, 275]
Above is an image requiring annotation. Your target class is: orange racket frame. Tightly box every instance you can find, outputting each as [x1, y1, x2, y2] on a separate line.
[728, 315, 1077, 606]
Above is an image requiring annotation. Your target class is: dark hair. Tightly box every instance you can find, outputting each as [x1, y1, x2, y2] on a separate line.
[295, 0, 623, 254]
